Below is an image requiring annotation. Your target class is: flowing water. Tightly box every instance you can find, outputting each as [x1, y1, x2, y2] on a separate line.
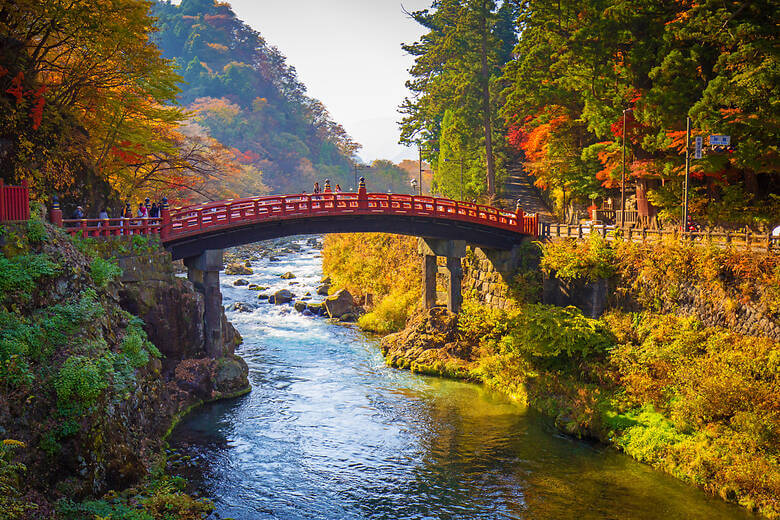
[169, 237, 751, 520]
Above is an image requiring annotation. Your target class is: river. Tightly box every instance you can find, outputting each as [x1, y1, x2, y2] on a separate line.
[169, 237, 750, 520]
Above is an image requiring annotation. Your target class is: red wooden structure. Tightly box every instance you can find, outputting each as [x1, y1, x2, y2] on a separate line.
[59, 190, 539, 244]
[0, 180, 30, 222]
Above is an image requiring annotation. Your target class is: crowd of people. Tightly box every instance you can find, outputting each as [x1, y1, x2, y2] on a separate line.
[70, 197, 165, 223]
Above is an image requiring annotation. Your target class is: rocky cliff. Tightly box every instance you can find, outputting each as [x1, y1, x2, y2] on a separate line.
[0, 223, 248, 511]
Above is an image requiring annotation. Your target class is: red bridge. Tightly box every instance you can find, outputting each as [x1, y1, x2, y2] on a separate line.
[55, 187, 539, 260]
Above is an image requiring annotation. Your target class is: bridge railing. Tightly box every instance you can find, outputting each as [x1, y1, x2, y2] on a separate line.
[166, 192, 539, 240]
[59, 218, 162, 237]
[52, 191, 539, 240]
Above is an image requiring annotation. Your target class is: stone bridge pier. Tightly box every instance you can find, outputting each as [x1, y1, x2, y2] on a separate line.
[183, 249, 225, 358]
[418, 238, 466, 314]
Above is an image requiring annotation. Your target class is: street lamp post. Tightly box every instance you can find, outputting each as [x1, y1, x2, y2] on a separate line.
[417, 143, 436, 196]
[620, 108, 632, 228]
[682, 116, 691, 232]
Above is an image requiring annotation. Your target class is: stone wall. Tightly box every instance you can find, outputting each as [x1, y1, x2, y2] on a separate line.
[462, 242, 779, 341]
[462, 246, 522, 310]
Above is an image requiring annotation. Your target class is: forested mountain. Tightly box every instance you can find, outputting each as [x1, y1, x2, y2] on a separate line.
[151, 0, 362, 193]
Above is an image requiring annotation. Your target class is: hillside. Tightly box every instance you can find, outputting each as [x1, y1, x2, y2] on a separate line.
[151, 0, 361, 194]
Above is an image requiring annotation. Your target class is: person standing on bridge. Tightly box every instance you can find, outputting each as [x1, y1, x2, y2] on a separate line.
[149, 202, 159, 218]
[313, 181, 321, 200]
[335, 184, 342, 193]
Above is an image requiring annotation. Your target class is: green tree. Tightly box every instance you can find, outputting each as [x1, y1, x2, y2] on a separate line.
[399, 0, 519, 200]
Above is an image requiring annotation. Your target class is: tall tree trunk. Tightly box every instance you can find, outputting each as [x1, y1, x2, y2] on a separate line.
[479, 4, 495, 199]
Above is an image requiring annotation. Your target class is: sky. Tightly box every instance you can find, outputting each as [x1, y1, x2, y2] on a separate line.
[228, 0, 433, 163]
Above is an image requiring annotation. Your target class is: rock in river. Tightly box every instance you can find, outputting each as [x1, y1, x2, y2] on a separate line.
[324, 289, 357, 319]
[280, 272, 296, 279]
[233, 279, 249, 286]
[229, 302, 256, 313]
[272, 289, 294, 305]
[225, 263, 253, 275]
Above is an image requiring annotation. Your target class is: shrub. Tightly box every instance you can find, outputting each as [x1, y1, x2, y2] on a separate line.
[358, 288, 419, 334]
[539, 233, 616, 281]
[0, 441, 37, 519]
[25, 218, 47, 244]
[0, 253, 59, 304]
[54, 355, 109, 408]
[614, 405, 689, 465]
[90, 257, 122, 288]
[500, 304, 613, 361]
[121, 321, 160, 368]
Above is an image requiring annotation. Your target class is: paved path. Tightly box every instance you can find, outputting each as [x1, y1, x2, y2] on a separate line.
[503, 167, 555, 222]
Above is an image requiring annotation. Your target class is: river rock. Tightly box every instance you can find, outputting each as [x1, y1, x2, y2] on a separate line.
[229, 302, 255, 313]
[233, 279, 249, 286]
[244, 260, 252, 267]
[324, 289, 357, 319]
[225, 263, 253, 275]
[317, 283, 330, 296]
[272, 289, 294, 304]
[280, 272, 296, 279]
[249, 285, 268, 291]
[294, 301, 307, 313]
[269, 256, 280, 262]
[258, 293, 269, 300]
[340, 313, 357, 323]
[321, 276, 332, 285]
[307, 302, 325, 316]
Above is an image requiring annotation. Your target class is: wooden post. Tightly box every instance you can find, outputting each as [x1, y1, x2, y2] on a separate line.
[358, 177, 367, 210]
[0, 178, 4, 221]
[160, 197, 170, 241]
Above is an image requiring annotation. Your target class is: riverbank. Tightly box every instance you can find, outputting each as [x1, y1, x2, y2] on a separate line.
[323, 233, 780, 519]
[167, 235, 752, 519]
[0, 216, 249, 518]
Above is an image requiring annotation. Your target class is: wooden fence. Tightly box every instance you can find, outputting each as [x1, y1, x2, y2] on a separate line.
[540, 222, 779, 252]
[0, 180, 30, 222]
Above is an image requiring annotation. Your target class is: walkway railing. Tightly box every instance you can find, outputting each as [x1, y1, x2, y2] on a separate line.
[541, 222, 779, 252]
[55, 188, 539, 242]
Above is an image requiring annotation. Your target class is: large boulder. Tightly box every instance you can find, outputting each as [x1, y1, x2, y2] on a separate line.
[280, 271, 296, 279]
[225, 263, 253, 275]
[272, 289, 294, 304]
[293, 301, 307, 313]
[324, 289, 357, 319]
